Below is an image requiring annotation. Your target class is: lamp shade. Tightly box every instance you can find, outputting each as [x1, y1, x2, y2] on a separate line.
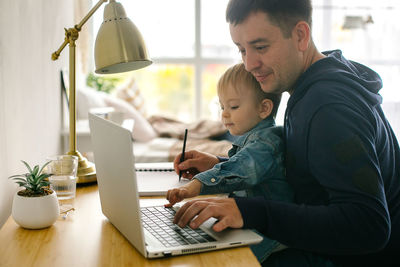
[95, 0, 152, 74]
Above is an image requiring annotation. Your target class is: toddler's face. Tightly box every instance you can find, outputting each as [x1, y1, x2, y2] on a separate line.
[218, 85, 263, 136]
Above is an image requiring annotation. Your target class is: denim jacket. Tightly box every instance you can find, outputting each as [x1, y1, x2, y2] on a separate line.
[194, 117, 293, 263]
[194, 117, 293, 202]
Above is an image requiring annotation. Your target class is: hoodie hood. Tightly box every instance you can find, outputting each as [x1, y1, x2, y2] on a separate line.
[288, 50, 383, 108]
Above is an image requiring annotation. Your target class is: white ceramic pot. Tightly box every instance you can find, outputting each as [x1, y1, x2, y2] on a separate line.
[12, 190, 60, 229]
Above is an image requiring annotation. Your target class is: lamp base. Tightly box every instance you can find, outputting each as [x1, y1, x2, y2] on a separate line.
[68, 151, 96, 184]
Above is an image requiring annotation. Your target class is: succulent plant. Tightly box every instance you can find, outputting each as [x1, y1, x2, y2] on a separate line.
[9, 160, 53, 197]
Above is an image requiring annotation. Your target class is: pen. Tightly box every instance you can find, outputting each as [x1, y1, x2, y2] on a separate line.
[179, 129, 188, 182]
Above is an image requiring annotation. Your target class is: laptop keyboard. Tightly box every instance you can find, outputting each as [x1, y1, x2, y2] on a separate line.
[141, 206, 216, 247]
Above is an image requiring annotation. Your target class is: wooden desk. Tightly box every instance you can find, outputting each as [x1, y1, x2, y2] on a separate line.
[0, 184, 260, 267]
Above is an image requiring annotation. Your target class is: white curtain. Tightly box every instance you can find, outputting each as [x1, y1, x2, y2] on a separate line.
[74, 0, 93, 76]
[382, 102, 400, 139]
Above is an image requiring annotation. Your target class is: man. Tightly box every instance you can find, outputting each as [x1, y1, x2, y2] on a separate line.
[172, 0, 400, 266]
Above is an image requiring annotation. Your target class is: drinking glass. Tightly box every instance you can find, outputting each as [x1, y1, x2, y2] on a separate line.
[46, 155, 78, 213]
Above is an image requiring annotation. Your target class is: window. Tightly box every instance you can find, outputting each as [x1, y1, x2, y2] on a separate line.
[313, 0, 400, 102]
[92, 0, 239, 122]
[90, 0, 400, 128]
[313, 0, 400, 135]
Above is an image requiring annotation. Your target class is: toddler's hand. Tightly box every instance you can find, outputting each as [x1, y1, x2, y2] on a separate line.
[165, 179, 202, 208]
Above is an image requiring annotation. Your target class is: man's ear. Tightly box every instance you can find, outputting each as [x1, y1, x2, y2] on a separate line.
[259, 99, 273, 119]
[292, 21, 311, 52]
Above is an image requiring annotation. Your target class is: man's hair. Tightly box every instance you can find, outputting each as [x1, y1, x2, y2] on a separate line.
[226, 0, 312, 38]
[218, 63, 281, 119]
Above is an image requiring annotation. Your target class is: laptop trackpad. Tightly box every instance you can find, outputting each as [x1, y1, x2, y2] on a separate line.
[201, 218, 250, 243]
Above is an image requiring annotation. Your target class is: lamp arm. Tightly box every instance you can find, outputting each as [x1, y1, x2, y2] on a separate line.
[51, 0, 108, 61]
[76, 0, 108, 31]
[52, 37, 69, 61]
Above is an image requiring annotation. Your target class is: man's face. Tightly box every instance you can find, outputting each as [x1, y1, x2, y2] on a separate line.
[230, 11, 303, 94]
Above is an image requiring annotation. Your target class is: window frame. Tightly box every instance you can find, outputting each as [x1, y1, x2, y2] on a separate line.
[147, 0, 236, 120]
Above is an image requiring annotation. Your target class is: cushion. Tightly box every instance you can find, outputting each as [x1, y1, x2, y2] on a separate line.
[77, 86, 107, 120]
[113, 77, 147, 116]
[102, 93, 157, 142]
[77, 86, 157, 142]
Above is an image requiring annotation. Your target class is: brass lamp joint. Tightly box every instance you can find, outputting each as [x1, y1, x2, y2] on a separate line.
[65, 27, 79, 46]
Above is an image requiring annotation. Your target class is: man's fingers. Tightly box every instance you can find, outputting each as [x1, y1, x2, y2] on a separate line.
[173, 200, 193, 224]
[174, 198, 217, 224]
[177, 199, 227, 228]
[212, 218, 229, 232]
[174, 200, 208, 226]
[171, 198, 193, 223]
[189, 204, 218, 229]
[173, 198, 244, 230]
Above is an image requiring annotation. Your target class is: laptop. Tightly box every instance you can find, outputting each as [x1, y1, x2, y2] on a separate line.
[88, 113, 262, 258]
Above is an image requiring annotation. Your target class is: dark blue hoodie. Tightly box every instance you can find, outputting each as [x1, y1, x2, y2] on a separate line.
[235, 50, 400, 265]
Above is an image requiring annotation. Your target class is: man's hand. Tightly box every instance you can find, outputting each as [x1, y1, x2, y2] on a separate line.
[173, 198, 244, 232]
[165, 179, 202, 208]
[173, 150, 220, 179]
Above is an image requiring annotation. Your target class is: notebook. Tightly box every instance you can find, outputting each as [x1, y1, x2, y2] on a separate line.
[88, 113, 263, 258]
[134, 162, 189, 196]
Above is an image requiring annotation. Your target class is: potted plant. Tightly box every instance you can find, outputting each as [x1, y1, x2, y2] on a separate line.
[8, 160, 60, 229]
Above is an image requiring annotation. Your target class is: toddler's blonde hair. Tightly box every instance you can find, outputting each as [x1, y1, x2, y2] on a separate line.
[217, 63, 281, 118]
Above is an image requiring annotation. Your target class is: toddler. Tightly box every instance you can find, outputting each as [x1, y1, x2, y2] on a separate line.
[167, 63, 293, 262]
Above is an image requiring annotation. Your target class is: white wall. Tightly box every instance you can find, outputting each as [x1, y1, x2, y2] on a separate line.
[0, 0, 73, 229]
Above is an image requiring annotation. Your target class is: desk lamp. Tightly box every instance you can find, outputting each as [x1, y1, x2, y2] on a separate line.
[52, 0, 152, 183]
